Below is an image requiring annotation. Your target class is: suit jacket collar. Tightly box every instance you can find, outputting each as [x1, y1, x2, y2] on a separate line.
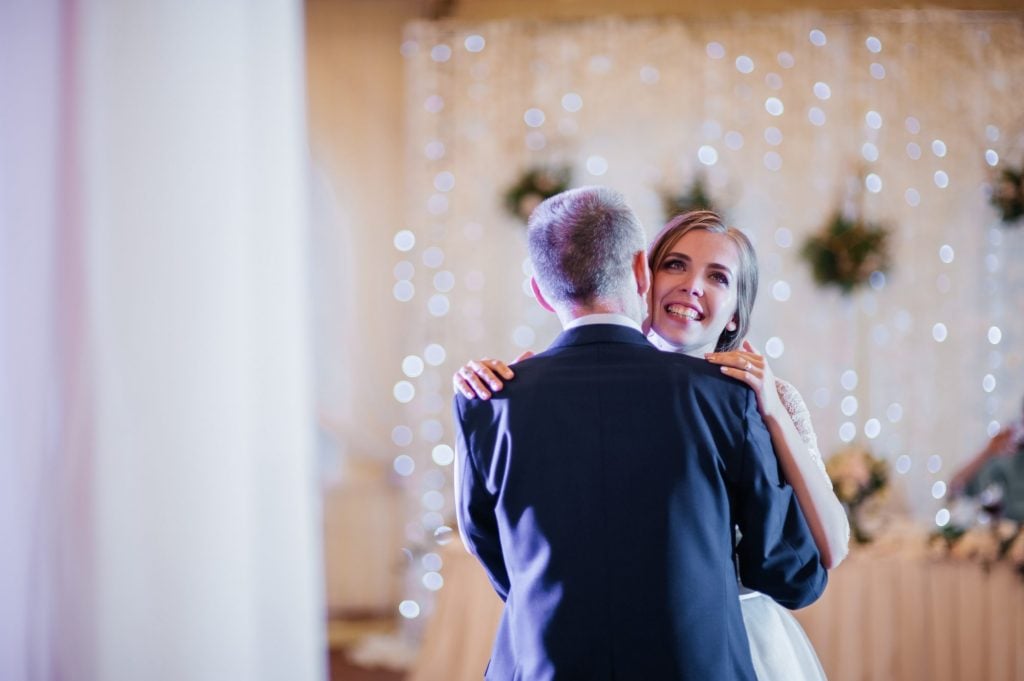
[548, 323, 652, 350]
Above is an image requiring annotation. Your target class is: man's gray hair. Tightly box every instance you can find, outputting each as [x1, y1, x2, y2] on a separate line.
[527, 186, 645, 306]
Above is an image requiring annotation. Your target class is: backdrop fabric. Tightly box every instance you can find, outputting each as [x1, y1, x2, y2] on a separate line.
[0, 1, 325, 679]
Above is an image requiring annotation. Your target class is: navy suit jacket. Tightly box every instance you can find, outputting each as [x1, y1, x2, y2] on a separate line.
[454, 324, 827, 681]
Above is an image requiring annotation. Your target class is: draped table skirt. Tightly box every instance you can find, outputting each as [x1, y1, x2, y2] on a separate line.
[410, 534, 1024, 681]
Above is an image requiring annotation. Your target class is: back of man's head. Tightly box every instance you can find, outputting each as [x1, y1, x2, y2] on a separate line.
[527, 186, 645, 308]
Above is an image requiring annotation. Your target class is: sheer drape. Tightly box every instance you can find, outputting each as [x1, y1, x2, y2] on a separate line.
[0, 1, 325, 679]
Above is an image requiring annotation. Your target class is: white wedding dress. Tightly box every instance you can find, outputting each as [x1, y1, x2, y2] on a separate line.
[738, 377, 831, 681]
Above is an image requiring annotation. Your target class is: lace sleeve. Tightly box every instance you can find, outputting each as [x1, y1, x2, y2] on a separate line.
[774, 377, 832, 490]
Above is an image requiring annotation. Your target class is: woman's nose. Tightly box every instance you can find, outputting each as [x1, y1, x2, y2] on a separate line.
[679, 276, 703, 296]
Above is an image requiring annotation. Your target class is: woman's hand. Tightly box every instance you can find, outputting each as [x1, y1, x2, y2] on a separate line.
[705, 340, 783, 421]
[452, 352, 534, 400]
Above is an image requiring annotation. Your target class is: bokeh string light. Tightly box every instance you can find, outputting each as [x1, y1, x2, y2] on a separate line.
[393, 13, 1024, 625]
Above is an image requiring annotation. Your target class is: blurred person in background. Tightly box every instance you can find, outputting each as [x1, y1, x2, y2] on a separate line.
[950, 396, 1024, 522]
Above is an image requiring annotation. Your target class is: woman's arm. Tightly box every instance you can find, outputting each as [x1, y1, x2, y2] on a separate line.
[707, 341, 850, 570]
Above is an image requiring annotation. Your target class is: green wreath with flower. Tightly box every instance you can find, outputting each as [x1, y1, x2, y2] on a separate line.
[990, 164, 1024, 225]
[800, 212, 890, 295]
[661, 176, 719, 220]
[503, 166, 571, 222]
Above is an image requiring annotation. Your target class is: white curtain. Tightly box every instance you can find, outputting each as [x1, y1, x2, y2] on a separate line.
[0, 1, 325, 679]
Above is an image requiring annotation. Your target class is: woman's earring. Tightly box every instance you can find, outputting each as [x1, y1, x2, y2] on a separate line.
[726, 321, 737, 332]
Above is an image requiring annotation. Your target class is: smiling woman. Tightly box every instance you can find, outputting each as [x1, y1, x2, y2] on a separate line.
[642, 212, 849, 565]
[646, 210, 758, 355]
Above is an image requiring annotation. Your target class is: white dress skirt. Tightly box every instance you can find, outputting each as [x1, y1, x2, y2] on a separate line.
[740, 590, 827, 680]
[733, 376, 839, 681]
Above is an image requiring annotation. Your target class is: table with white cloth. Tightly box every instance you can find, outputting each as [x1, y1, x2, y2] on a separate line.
[410, 529, 1024, 681]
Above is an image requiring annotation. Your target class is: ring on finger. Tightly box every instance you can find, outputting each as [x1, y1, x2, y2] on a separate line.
[744, 361, 753, 371]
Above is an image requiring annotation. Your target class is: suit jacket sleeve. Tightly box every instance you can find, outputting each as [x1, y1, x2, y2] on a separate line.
[453, 395, 510, 601]
[732, 389, 828, 609]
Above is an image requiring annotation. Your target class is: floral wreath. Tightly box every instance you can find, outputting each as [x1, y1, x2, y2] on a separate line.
[990, 164, 1024, 225]
[800, 211, 890, 294]
[660, 176, 720, 220]
[503, 166, 571, 222]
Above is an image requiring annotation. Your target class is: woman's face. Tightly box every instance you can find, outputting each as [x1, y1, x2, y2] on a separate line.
[650, 229, 740, 356]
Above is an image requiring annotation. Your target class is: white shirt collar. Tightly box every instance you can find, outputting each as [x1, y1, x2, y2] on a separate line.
[646, 328, 684, 353]
[563, 313, 643, 333]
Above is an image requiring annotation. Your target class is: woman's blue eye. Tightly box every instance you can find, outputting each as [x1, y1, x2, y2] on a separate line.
[663, 258, 685, 270]
[711, 272, 729, 284]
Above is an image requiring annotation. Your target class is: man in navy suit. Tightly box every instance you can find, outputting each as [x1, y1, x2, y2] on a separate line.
[453, 186, 827, 680]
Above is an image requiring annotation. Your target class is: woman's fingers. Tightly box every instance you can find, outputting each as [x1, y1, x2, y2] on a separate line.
[705, 350, 763, 374]
[456, 365, 492, 399]
[708, 349, 772, 414]
[468, 361, 503, 391]
[727, 341, 784, 419]
[738, 341, 772, 373]
[453, 371, 479, 399]
[453, 374, 480, 399]
[513, 351, 534, 364]
[469, 359, 511, 390]
[717, 364, 762, 389]
[453, 357, 517, 400]
[486, 358, 516, 378]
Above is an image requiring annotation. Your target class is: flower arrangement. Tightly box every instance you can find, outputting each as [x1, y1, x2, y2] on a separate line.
[928, 520, 1024, 576]
[825, 444, 889, 543]
[990, 165, 1024, 225]
[800, 212, 890, 294]
[661, 176, 719, 220]
[503, 166, 571, 222]
[1008, 529, 1024, 573]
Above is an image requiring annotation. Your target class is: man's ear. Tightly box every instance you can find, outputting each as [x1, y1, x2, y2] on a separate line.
[632, 251, 651, 297]
[531, 277, 556, 313]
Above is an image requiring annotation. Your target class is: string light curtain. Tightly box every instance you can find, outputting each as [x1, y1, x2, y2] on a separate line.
[393, 10, 1024, 622]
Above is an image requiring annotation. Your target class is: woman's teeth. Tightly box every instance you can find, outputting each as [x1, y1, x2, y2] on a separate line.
[666, 304, 702, 321]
